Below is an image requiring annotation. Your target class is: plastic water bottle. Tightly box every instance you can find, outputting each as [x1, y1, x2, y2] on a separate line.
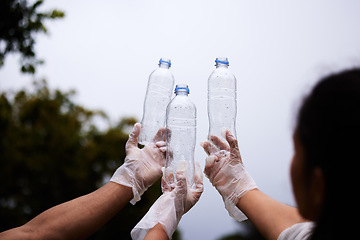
[165, 84, 196, 187]
[207, 57, 237, 140]
[139, 58, 175, 145]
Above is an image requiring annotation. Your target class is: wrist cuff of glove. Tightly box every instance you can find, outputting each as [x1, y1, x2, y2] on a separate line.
[131, 192, 180, 240]
[223, 169, 258, 222]
[224, 185, 258, 222]
[110, 165, 146, 205]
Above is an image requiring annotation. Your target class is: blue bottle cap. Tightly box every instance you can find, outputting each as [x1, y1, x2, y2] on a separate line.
[215, 59, 229, 65]
[159, 58, 172, 66]
[174, 84, 190, 94]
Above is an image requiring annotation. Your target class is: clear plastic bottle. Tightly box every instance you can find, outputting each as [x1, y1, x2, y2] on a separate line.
[139, 58, 175, 145]
[207, 57, 237, 140]
[165, 84, 196, 187]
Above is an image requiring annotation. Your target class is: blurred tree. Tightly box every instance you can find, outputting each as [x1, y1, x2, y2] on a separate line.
[0, 81, 180, 239]
[218, 220, 265, 240]
[0, 0, 64, 73]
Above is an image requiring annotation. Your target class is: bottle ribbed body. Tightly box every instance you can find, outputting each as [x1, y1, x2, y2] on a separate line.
[208, 57, 237, 140]
[165, 84, 196, 187]
[139, 58, 175, 145]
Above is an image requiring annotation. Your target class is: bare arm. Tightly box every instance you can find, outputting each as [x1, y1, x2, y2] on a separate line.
[202, 132, 306, 240]
[237, 189, 305, 240]
[0, 124, 167, 240]
[143, 223, 169, 240]
[0, 182, 132, 240]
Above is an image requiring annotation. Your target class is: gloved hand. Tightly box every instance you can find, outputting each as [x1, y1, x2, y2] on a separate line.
[201, 130, 257, 222]
[131, 161, 204, 240]
[110, 123, 167, 204]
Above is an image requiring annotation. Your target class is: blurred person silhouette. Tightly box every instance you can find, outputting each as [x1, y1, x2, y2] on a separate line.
[201, 68, 360, 240]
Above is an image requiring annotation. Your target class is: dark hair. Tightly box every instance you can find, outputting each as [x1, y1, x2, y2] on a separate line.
[296, 68, 360, 239]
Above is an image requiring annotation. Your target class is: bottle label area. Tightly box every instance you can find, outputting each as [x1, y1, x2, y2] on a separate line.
[166, 117, 196, 128]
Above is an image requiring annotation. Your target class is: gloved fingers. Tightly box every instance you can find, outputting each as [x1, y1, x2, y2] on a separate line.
[210, 135, 230, 151]
[166, 144, 174, 160]
[125, 123, 141, 151]
[162, 160, 188, 194]
[175, 170, 187, 195]
[153, 127, 167, 143]
[192, 161, 204, 195]
[155, 140, 166, 148]
[175, 160, 188, 186]
[204, 154, 219, 179]
[175, 161, 188, 213]
[184, 162, 204, 213]
[158, 147, 167, 153]
[155, 140, 167, 153]
[205, 154, 218, 168]
[158, 146, 167, 153]
[162, 168, 175, 192]
[214, 150, 230, 159]
[175, 161, 188, 192]
[201, 141, 218, 156]
[166, 128, 172, 141]
[225, 130, 241, 160]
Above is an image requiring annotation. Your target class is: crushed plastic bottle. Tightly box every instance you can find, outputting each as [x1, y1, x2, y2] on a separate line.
[165, 84, 196, 187]
[207, 57, 237, 141]
[139, 58, 175, 145]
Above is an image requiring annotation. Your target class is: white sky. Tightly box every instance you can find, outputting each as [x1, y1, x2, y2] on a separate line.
[1, 0, 360, 239]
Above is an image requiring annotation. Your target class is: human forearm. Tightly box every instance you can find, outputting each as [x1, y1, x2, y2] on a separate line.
[143, 223, 169, 240]
[1, 123, 167, 240]
[0, 182, 132, 240]
[237, 189, 305, 240]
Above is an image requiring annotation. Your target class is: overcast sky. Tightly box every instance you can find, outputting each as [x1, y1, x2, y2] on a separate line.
[1, 0, 360, 239]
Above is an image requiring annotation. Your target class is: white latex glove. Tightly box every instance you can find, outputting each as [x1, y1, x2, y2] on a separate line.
[110, 123, 167, 204]
[201, 130, 257, 222]
[131, 161, 204, 240]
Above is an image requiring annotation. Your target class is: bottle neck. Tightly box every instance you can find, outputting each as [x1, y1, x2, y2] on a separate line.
[215, 58, 229, 68]
[216, 64, 229, 68]
[175, 91, 188, 96]
[174, 85, 190, 96]
[159, 58, 171, 69]
[159, 63, 170, 69]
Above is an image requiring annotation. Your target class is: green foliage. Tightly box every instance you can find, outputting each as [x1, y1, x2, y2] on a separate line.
[0, 81, 168, 239]
[0, 0, 64, 74]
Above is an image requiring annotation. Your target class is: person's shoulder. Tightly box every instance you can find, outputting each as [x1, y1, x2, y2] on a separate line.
[277, 222, 315, 240]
